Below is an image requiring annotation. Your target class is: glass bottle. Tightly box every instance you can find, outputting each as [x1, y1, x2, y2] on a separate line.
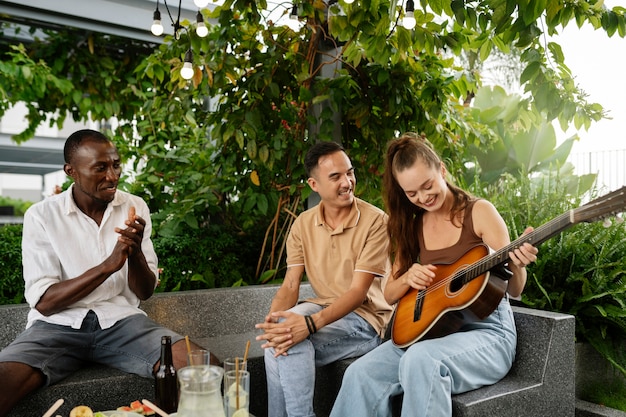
[155, 335, 178, 413]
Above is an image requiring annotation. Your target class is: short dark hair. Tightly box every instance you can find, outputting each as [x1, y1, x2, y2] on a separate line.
[304, 141, 345, 178]
[64, 129, 111, 163]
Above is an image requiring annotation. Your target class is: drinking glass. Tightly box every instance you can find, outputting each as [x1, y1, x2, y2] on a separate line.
[187, 349, 210, 366]
[223, 370, 250, 417]
[223, 357, 247, 374]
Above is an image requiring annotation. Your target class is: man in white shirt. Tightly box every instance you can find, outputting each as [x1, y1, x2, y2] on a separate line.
[0, 129, 215, 416]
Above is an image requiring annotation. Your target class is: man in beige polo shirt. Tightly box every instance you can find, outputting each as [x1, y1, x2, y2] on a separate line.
[255, 141, 393, 417]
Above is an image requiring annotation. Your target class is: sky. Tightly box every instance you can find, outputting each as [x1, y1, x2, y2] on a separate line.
[551, 3, 626, 153]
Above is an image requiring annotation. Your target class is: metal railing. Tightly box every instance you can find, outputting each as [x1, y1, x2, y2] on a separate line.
[569, 149, 626, 192]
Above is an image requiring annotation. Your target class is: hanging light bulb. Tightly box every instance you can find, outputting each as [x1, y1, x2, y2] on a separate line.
[181, 49, 195, 80]
[290, 4, 298, 19]
[402, 0, 416, 30]
[151, 7, 164, 36]
[196, 11, 209, 37]
[194, 0, 210, 7]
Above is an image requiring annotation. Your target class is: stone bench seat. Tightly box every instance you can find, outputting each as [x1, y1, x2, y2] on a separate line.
[0, 285, 576, 417]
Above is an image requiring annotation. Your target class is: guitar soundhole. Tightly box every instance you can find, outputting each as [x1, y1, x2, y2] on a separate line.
[450, 274, 465, 292]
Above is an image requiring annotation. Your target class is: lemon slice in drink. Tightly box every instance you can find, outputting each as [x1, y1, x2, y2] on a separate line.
[228, 382, 246, 394]
[231, 410, 249, 417]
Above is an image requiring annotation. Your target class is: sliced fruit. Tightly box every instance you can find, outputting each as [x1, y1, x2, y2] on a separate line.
[142, 404, 156, 415]
[69, 405, 94, 417]
[130, 400, 143, 411]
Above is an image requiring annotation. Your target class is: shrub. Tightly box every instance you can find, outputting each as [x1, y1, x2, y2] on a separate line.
[482, 175, 626, 377]
[0, 195, 32, 216]
[0, 224, 25, 304]
[153, 223, 264, 292]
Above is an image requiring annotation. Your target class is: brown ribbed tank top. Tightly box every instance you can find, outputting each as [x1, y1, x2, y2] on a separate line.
[417, 199, 484, 265]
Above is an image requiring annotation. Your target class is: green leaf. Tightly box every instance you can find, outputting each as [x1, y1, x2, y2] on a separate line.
[520, 61, 541, 84]
[258, 145, 269, 163]
[256, 193, 269, 215]
[235, 130, 245, 150]
[247, 139, 258, 159]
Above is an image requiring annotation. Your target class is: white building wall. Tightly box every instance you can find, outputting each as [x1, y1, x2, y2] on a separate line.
[0, 103, 95, 201]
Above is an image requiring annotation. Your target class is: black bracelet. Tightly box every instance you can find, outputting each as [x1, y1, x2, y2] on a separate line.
[305, 315, 317, 334]
[304, 315, 314, 334]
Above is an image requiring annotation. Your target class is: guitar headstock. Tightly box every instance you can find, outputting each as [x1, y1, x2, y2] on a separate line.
[574, 186, 626, 225]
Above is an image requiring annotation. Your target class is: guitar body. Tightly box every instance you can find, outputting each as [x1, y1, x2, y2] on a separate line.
[391, 245, 508, 348]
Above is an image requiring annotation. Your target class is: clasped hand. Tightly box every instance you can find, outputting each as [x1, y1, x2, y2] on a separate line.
[116, 206, 145, 254]
[255, 311, 310, 357]
[109, 207, 146, 271]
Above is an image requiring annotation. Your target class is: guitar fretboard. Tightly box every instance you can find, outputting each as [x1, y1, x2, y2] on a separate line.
[458, 210, 574, 285]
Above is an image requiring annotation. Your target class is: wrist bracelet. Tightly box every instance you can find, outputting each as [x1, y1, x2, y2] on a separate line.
[304, 315, 314, 334]
[304, 315, 317, 334]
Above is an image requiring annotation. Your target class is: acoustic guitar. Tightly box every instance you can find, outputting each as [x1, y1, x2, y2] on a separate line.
[391, 186, 626, 348]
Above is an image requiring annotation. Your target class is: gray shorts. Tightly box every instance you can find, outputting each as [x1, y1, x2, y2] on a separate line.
[0, 310, 183, 385]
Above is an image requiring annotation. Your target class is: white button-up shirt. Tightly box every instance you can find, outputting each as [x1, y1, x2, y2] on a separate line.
[22, 185, 159, 329]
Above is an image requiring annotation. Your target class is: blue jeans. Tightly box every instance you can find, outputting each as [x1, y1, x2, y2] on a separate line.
[264, 302, 382, 417]
[330, 298, 517, 417]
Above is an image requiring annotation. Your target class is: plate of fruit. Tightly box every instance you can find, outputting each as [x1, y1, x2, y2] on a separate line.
[93, 412, 143, 417]
[96, 400, 155, 416]
[68, 406, 142, 417]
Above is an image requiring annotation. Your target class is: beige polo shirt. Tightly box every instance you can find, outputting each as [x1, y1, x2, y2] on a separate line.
[286, 197, 393, 337]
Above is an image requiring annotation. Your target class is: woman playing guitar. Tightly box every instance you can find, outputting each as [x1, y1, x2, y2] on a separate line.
[330, 133, 539, 417]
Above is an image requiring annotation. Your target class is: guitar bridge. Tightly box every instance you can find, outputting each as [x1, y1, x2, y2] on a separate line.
[413, 290, 424, 322]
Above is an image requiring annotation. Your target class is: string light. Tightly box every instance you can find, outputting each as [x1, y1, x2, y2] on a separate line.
[149, 0, 211, 79]
[181, 49, 195, 80]
[402, 0, 416, 30]
[151, 2, 164, 36]
[196, 11, 209, 37]
[152, 0, 422, 81]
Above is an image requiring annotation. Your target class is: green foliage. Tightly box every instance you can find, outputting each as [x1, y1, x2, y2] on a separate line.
[0, 195, 32, 216]
[2, 1, 624, 280]
[582, 379, 626, 412]
[462, 86, 597, 192]
[482, 175, 626, 379]
[0, 27, 154, 143]
[0, 225, 25, 304]
[152, 223, 265, 291]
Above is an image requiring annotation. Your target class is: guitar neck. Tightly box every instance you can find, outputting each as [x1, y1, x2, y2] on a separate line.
[472, 210, 575, 277]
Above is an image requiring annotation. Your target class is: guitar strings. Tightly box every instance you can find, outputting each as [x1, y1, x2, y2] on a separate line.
[413, 213, 572, 300]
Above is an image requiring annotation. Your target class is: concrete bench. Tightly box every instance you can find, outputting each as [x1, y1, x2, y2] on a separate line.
[0, 285, 575, 417]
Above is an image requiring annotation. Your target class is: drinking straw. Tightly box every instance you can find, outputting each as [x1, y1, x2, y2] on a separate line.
[41, 399, 64, 417]
[234, 340, 251, 411]
[236, 358, 240, 409]
[243, 340, 251, 363]
[185, 335, 192, 364]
